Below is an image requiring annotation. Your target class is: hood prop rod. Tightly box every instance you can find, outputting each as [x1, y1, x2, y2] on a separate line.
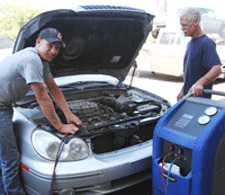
[130, 61, 137, 87]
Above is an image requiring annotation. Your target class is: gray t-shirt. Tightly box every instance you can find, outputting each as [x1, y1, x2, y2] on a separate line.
[0, 47, 52, 106]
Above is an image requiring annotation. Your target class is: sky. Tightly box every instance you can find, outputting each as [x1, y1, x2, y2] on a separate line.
[0, 0, 224, 18]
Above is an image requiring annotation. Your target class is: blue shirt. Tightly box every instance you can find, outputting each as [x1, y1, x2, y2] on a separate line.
[183, 34, 221, 98]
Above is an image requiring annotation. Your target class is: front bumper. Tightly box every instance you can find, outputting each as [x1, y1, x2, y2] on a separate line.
[21, 140, 152, 195]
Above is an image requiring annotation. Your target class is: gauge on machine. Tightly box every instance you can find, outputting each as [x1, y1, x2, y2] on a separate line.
[198, 115, 210, 125]
[205, 106, 217, 116]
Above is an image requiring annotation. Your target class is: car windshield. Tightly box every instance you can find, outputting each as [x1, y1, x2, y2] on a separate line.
[159, 33, 176, 45]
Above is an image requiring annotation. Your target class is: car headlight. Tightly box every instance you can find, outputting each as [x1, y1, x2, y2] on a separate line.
[32, 129, 89, 161]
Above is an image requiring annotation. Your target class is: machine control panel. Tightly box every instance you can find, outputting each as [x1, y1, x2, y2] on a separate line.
[197, 106, 217, 125]
[205, 106, 217, 116]
[167, 102, 221, 137]
[175, 114, 193, 128]
[197, 115, 210, 125]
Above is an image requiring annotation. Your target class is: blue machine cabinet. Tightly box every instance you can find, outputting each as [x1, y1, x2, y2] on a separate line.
[153, 90, 225, 195]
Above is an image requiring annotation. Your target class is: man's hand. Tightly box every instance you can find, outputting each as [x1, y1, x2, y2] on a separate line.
[189, 83, 204, 97]
[58, 123, 79, 134]
[66, 114, 82, 127]
[189, 65, 221, 97]
[60, 114, 82, 134]
[177, 91, 183, 101]
[177, 85, 184, 101]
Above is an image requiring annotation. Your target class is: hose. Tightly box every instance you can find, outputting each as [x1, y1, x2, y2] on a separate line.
[50, 133, 68, 195]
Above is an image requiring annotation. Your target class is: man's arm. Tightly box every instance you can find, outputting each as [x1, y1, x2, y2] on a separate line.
[30, 82, 79, 134]
[190, 65, 221, 96]
[44, 78, 82, 126]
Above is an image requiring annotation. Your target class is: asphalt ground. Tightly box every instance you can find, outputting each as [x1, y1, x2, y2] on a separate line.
[109, 178, 153, 195]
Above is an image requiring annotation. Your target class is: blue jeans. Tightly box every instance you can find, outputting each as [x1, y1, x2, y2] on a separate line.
[0, 107, 26, 195]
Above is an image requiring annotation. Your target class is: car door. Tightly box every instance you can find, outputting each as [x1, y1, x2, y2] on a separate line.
[148, 31, 187, 77]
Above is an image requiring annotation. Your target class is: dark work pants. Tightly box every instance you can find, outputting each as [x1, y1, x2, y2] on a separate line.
[0, 107, 26, 195]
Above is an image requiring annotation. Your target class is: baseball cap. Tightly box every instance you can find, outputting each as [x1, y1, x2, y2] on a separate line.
[38, 28, 66, 47]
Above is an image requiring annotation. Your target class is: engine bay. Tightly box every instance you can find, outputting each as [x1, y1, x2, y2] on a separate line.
[17, 88, 168, 154]
[54, 90, 164, 153]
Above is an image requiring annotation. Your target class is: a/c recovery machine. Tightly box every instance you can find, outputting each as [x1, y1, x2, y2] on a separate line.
[153, 90, 225, 195]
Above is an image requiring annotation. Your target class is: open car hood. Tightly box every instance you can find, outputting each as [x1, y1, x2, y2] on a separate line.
[13, 5, 154, 83]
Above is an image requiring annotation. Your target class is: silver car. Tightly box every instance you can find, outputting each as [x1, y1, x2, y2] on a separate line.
[12, 5, 171, 195]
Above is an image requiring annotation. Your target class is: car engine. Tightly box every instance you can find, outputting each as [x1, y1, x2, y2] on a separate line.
[17, 88, 169, 154]
[53, 90, 165, 154]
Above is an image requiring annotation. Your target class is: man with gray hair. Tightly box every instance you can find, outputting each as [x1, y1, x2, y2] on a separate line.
[177, 7, 221, 100]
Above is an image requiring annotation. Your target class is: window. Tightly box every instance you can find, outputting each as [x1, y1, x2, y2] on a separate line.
[159, 33, 176, 45]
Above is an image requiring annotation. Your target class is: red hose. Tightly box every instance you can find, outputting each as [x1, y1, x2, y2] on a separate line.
[51, 133, 69, 195]
[161, 153, 173, 193]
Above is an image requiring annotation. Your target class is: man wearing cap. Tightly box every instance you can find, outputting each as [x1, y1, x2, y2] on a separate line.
[0, 28, 82, 194]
